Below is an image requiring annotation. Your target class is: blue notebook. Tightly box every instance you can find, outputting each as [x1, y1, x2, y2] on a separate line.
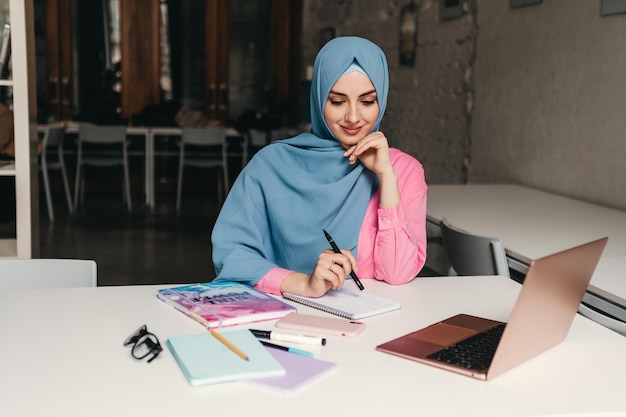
[167, 329, 285, 386]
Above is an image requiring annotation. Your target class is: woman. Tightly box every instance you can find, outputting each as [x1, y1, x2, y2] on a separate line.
[212, 36, 427, 297]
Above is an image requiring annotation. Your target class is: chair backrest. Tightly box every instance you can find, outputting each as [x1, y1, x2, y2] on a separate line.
[440, 217, 510, 277]
[0, 259, 97, 290]
[181, 127, 226, 146]
[40, 125, 66, 170]
[248, 128, 268, 147]
[78, 124, 127, 144]
[42, 124, 66, 149]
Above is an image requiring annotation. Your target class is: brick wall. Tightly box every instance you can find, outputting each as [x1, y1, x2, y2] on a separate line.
[302, 0, 477, 186]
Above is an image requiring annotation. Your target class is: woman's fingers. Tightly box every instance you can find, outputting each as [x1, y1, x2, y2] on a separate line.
[313, 250, 355, 290]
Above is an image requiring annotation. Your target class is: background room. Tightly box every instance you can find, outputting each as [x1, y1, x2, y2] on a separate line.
[2, 0, 625, 284]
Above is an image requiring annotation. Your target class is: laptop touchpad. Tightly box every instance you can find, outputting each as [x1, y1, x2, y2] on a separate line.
[376, 323, 479, 358]
[410, 323, 477, 346]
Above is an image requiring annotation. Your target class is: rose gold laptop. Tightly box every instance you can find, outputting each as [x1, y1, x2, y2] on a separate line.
[376, 237, 608, 380]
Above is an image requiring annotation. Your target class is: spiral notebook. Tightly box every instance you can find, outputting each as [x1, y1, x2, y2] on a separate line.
[282, 287, 400, 320]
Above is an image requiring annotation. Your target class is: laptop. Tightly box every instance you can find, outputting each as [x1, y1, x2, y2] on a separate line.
[376, 237, 608, 380]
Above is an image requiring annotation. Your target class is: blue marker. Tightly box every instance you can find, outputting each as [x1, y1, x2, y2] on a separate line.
[260, 340, 314, 357]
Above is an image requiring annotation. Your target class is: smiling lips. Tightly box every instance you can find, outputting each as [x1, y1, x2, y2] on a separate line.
[341, 125, 363, 136]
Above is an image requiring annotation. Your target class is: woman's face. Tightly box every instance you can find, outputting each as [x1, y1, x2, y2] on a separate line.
[323, 71, 379, 148]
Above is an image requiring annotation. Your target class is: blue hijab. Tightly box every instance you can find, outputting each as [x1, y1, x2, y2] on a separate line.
[212, 37, 389, 285]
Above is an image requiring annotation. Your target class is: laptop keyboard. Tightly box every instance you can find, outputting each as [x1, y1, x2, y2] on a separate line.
[426, 324, 506, 371]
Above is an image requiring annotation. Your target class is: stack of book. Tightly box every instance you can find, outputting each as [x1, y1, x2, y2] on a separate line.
[158, 281, 337, 392]
[167, 329, 336, 392]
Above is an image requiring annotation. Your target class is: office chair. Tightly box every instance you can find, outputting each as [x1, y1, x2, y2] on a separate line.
[0, 259, 97, 289]
[440, 217, 510, 277]
[176, 127, 229, 211]
[40, 124, 73, 221]
[74, 124, 132, 211]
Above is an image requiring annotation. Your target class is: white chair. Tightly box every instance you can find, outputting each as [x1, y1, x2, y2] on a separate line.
[74, 124, 132, 211]
[176, 127, 229, 211]
[440, 217, 510, 277]
[242, 128, 268, 167]
[578, 303, 626, 337]
[40, 124, 73, 221]
[0, 259, 97, 289]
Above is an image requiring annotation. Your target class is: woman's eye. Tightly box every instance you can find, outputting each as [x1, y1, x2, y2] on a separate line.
[330, 99, 345, 106]
[362, 99, 376, 106]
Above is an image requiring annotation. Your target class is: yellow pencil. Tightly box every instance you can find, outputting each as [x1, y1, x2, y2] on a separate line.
[209, 328, 249, 361]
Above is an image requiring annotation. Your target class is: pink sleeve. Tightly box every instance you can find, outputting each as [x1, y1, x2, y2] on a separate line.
[253, 267, 292, 295]
[373, 202, 426, 284]
[358, 149, 427, 285]
[254, 150, 427, 294]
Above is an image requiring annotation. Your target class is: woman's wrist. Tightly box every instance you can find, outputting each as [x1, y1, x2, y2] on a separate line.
[377, 169, 400, 208]
[280, 272, 313, 295]
[377, 167, 397, 183]
[280, 272, 329, 298]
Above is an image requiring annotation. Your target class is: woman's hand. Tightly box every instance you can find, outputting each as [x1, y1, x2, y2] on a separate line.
[280, 249, 358, 298]
[344, 131, 400, 209]
[343, 131, 393, 177]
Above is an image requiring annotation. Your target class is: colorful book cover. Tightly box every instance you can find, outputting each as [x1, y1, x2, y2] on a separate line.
[157, 281, 296, 328]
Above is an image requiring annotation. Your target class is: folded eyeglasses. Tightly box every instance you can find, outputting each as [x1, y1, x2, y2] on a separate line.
[124, 325, 163, 363]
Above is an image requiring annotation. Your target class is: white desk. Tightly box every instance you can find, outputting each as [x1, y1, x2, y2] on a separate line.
[2, 278, 626, 417]
[427, 184, 626, 320]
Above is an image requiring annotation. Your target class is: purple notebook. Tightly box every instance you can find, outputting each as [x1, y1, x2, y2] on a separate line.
[245, 347, 336, 393]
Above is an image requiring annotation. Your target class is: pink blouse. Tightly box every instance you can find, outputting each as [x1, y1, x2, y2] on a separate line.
[254, 148, 428, 295]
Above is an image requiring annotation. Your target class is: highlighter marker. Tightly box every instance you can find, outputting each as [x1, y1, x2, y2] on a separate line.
[260, 341, 314, 357]
[250, 329, 327, 346]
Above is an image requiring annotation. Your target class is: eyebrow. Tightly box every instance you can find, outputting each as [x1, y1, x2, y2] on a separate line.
[328, 89, 377, 98]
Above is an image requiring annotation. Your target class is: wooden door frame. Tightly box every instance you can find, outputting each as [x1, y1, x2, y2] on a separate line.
[204, 0, 302, 127]
[44, 0, 73, 121]
[271, 0, 303, 127]
[120, 0, 161, 120]
[205, 0, 228, 125]
[42, 0, 303, 126]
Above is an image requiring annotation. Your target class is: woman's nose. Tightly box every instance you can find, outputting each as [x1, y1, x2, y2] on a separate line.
[344, 105, 359, 123]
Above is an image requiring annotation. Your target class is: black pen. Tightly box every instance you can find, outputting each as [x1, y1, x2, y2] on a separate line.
[323, 229, 365, 291]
